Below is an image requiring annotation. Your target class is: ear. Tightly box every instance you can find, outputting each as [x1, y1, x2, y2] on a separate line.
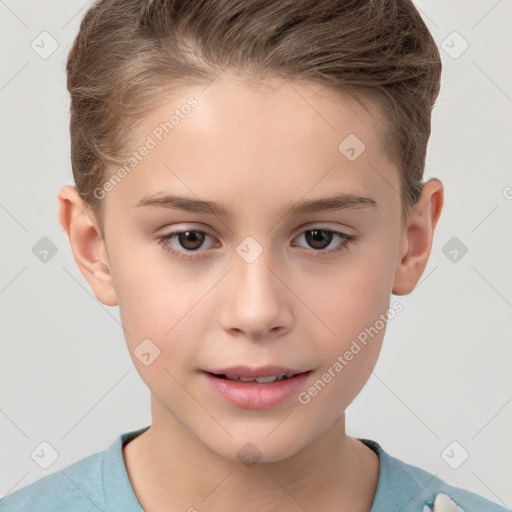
[57, 185, 118, 306]
[392, 178, 444, 296]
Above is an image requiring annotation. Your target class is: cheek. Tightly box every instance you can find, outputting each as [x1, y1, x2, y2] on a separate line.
[110, 233, 177, 308]
[301, 246, 395, 380]
[301, 275, 389, 413]
[306, 253, 395, 336]
[110, 245, 210, 373]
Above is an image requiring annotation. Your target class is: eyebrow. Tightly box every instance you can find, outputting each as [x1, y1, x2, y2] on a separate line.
[135, 192, 377, 217]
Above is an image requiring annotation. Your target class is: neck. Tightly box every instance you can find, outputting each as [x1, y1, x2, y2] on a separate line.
[123, 395, 379, 512]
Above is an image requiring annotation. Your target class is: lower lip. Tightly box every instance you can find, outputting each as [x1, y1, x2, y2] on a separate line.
[202, 371, 312, 410]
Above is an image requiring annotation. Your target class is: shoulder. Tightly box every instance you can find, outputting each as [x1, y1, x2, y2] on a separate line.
[0, 448, 106, 512]
[359, 438, 511, 512]
[0, 426, 150, 512]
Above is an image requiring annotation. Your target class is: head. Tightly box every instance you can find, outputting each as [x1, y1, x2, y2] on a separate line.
[59, 0, 443, 463]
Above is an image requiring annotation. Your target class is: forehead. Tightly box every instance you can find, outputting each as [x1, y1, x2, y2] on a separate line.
[106, 75, 397, 216]
[144, 75, 385, 150]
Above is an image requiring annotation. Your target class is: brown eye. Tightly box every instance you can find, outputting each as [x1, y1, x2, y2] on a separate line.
[304, 229, 334, 250]
[175, 230, 206, 251]
[293, 227, 356, 256]
[157, 226, 356, 261]
[156, 229, 218, 259]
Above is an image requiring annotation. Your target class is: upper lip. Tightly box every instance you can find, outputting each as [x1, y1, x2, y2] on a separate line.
[204, 365, 310, 378]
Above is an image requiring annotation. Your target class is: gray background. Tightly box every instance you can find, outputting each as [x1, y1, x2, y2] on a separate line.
[1, 0, 511, 506]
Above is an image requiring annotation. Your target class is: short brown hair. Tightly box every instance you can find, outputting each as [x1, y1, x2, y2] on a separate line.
[66, 0, 442, 235]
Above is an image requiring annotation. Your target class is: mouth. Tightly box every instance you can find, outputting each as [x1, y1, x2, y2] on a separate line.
[205, 371, 310, 383]
[203, 365, 312, 383]
[201, 367, 313, 409]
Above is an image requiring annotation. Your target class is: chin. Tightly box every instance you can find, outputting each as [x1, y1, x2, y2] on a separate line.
[206, 430, 309, 466]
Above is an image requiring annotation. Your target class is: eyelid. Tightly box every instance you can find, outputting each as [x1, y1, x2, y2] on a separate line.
[291, 221, 356, 238]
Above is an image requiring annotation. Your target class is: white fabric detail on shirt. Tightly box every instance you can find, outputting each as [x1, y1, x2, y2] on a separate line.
[423, 492, 465, 512]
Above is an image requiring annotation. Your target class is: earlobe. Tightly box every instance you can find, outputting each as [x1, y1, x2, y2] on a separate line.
[57, 185, 118, 306]
[392, 179, 444, 296]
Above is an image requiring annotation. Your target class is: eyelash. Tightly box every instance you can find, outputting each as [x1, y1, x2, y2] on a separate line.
[156, 227, 357, 260]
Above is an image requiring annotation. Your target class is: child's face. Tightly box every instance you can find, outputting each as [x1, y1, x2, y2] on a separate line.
[80, 77, 420, 461]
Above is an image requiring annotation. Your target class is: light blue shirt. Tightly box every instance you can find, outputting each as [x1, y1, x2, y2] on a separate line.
[1, 425, 509, 512]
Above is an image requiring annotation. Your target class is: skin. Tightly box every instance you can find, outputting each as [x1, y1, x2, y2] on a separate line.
[58, 75, 443, 512]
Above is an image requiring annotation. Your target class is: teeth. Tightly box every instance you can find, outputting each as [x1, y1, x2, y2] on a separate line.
[222, 374, 290, 383]
[255, 375, 280, 383]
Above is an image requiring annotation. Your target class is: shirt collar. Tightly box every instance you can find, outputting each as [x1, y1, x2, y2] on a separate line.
[102, 425, 150, 512]
[358, 437, 445, 512]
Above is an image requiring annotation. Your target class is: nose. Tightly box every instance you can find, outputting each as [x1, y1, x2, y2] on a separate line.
[219, 244, 293, 341]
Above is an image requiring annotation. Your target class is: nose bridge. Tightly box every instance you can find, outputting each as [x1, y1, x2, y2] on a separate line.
[233, 234, 281, 303]
[219, 234, 291, 337]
